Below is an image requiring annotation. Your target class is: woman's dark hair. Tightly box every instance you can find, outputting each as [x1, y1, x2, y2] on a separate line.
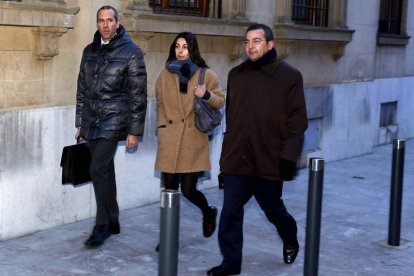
[97, 5, 119, 22]
[245, 23, 274, 42]
[167, 32, 208, 67]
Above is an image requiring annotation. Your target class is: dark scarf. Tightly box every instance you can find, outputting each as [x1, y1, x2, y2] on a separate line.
[166, 59, 198, 93]
[246, 48, 277, 70]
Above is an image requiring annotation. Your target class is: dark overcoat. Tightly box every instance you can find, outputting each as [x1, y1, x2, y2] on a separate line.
[220, 51, 308, 181]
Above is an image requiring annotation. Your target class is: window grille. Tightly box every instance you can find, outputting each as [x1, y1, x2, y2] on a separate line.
[291, 0, 329, 27]
[378, 0, 402, 35]
[149, 0, 209, 17]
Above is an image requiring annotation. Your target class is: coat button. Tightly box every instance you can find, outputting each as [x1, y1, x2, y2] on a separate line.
[168, 120, 173, 124]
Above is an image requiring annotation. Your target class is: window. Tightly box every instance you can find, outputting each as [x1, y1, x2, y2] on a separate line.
[378, 101, 398, 145]
[291, 0, 329, 27]
[378, 0, 402, 35]
[380, 101, 398, 127]
[303, 117, 322, 152]
[149, 0, 209, 17]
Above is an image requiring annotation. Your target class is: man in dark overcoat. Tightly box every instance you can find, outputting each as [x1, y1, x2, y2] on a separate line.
[207, 23, 308, 275]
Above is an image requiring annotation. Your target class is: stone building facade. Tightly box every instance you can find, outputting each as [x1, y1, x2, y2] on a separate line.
[0, 0, 413, 240]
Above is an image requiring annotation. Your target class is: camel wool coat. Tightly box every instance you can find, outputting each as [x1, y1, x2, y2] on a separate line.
[155, 68, 225, 173]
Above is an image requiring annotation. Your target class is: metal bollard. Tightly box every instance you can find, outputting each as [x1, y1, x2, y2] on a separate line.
[159, 189, 180, 276]
[387, 139, 406, 246]
[304, 158, 324, 276]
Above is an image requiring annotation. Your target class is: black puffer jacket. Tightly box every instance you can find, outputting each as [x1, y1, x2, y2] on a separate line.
[75, 25, 147, 140]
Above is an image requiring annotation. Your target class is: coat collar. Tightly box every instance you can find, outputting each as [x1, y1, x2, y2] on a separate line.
[92, 25, 130, 51]
[241, 48, 280, 75]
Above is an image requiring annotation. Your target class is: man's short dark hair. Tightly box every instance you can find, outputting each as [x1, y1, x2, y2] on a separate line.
[245, 23, 274, 42]
[97, 5, 119, 22]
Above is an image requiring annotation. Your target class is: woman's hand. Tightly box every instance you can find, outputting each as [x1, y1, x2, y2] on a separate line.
[193, 84, 206, 98]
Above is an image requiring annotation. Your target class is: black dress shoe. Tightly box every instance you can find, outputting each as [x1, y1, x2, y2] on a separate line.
[207, 264, 240, 275]
[84, 225, 111, 248]
[109, 220, 120, 234]
[283, 242, 299, 264]
[203, 206, 218, 237]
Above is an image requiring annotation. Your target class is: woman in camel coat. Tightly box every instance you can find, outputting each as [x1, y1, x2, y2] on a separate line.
[155, 32, 225, 240]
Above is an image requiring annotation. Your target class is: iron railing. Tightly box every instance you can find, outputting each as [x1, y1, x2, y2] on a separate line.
[149, 0, 209, 17]
[378, 0, 402, 34]
[292, 0, 329, 27]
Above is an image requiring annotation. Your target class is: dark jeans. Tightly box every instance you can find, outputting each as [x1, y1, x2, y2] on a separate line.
[218, 173, 298, 269]
[163, 172, 210, 216]
[89, 138, 119, 226]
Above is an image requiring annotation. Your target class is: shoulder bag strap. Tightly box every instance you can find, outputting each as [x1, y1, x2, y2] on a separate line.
[198, 67, 207, 85]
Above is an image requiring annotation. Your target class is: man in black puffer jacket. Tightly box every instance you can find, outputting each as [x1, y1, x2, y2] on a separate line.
[75, 5, 147, 248]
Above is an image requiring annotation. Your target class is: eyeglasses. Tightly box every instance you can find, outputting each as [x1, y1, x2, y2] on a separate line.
[243, 38, 266, 46]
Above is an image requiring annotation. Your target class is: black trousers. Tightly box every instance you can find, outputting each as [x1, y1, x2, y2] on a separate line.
[88, 139, 119, 226]
[218, 173, 298, 269]
[163, 172, 210, 216]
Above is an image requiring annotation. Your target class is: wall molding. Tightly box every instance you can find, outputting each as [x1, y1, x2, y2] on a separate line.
[0, 1, 79, 60]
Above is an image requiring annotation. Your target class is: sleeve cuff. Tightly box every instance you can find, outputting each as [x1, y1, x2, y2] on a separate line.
[201, 90, 211, 100]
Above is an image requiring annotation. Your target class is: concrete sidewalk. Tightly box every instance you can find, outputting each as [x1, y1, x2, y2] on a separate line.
[0, 139, 413, 276]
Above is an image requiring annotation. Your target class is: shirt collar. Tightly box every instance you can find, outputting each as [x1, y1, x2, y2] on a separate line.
[101, 37, 109, 45]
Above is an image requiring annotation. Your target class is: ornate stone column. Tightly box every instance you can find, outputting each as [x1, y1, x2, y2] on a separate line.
[125, 0, 152, 12]
[20, 0, 66, 4]
[231, 0, 247, 20]
[0, 0, 79, 60]
[280, 0, 294, 24]
[129, 31, 155, 55]
[32, 27, 68, 60]
[39, 0, 66, 3]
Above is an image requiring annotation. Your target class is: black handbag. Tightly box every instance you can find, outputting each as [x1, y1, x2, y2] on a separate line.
[60, 141, 92, 186]
[194, 67, 223, 133]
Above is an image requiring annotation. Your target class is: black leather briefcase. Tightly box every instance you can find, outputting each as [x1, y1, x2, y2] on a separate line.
[60, 142, 92, 186]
